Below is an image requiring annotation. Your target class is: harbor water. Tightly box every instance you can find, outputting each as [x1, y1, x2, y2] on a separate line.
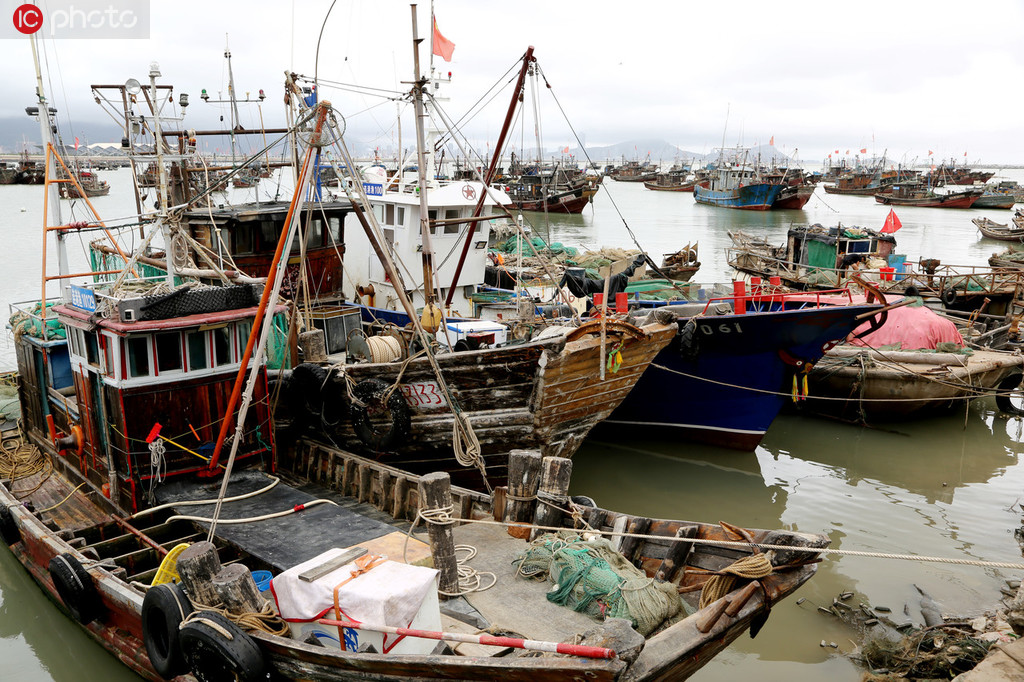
[2, 169, 1024, 680]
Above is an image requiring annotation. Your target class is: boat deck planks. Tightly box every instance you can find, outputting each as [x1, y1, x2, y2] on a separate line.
[20, 465, 110, 533]
[451, 521, 600, 644]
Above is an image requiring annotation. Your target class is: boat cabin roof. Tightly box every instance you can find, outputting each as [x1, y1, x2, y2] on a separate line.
[182, 200, 354, 223]
[54, 303, 286, 335]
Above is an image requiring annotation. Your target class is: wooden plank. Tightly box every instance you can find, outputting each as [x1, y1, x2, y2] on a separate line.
[298, 546, 368, 582]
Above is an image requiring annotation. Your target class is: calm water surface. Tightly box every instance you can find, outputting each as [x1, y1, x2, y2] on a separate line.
[2, 168, 1024, 680]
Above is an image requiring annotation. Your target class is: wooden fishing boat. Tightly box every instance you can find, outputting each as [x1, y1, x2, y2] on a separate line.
[57, 167, 110, 198]
[643, 173, 699, 192]
[875, 184, 982, 208]
[974, 217, 1024, 241]
[659, 243, 700, 281]
[0, 430, 829, 682]
[771, 183, 815, 209]
[803, 303, 1024, 422]
[971, 192, 1016, 209]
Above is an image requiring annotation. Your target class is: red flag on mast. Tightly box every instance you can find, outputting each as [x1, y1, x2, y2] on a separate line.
[432, 17, 455, 62]
[881, 208, 902, 234]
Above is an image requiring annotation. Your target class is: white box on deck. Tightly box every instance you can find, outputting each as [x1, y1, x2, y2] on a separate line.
[436, 320, 509, 349]
[271, 548, 441, 655]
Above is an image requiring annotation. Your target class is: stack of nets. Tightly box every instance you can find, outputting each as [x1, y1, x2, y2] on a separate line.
[515, 531, 686, 636]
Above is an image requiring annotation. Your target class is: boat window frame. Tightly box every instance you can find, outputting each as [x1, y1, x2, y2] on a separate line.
[126, 334, 153, 379]
[186, 329, 209, 372]
[154, 330, 184, 376]
[443, 209, 460, 235]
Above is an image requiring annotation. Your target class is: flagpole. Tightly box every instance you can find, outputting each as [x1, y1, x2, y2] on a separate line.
[429, 0, 435, 76]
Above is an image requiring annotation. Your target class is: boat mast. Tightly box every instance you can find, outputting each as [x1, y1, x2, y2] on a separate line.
[147, 62, 177, 286]
[410, 5, 442, 331]
[225, 35, 241, 173]
[30, 35, 67, 279]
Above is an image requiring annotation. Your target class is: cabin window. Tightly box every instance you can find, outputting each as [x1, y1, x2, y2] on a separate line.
[385, 204, 395, 225]
[84, 331, 100, 367]
[308, 218, 324, 248]
[444, 209, 460, 235]
[155, 332, 183, 374]
[102, 334, 115, 377]
[395, 207, 405, 226]
[373, 204, 385, 222]
[383, 228, 395, 247]
[213, 326, 233, 366]
[329, 217, 342, 243]
[259, 221, 277, 251]
[236, 224, 257, 255]
[236, 320, 252, 353]
[127, 336, 151, 377]
[187, 330, 208, 371]
[427, 210, 438, 234]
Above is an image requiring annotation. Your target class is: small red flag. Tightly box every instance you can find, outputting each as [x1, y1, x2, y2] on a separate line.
[562, 146, 569, 153]
[881, 209, 902, 234]
[845, 149, 850, 154]
[834, 149, 839, 154]
[928, 150, 933, 156]
[74, 137, 80, 150]
[964, 151, 968, 157]
[860, 148, 867, 153]
[432, 18, 455, 62]
[769, 135, 774, 146]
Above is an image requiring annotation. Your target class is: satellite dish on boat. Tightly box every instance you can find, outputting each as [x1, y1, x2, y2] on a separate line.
[125, 78, 142, 95]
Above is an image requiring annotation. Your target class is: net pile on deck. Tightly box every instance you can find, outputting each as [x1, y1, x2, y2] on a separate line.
[514, 531, 688, 636]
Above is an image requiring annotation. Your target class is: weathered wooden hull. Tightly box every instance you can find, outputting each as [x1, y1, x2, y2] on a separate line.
[1, 435, 826, 682]
[643, 181, 697, 192]
[295, 321, 677, 489]
[804, 347, 1024, 420]
[511, 191, 591, 214]
[974, 217, 1024, 241]
[771, 184, 815, 209]
[875, 192, 979, 208]
[972, 194, 1016, 209]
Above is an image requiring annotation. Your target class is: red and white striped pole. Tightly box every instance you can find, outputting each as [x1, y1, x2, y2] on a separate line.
[317, 618, 617, 659]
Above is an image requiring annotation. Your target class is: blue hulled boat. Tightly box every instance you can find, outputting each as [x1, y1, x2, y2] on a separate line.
[693, 164, 784, 210]
[603, 287, 883, 450]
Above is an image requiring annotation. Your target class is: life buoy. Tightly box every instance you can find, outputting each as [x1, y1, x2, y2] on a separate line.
[0, 505, 20, 546]
[996, 373, 1024, 416]
[179, 611, 265, 682]
[143, 582, 195, 679]
[350, 378, 411, 452]
[940, 287, 958, 307]
[49, 552, 103, 624]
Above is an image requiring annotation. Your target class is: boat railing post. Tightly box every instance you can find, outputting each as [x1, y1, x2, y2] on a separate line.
[505, 449, 542, 539]
[418, 472, 459, 597]
[531, 456, 572, 541]
[732, 280, 747, 315]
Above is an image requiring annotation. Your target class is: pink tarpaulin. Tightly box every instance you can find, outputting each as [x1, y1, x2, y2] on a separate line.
[847, 304, 964, 350]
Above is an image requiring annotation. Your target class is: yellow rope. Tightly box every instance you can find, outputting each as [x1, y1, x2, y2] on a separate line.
[698, 553, 773, 609]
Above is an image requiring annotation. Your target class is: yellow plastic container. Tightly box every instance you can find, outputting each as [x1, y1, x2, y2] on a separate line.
[152, 542, 191, 585]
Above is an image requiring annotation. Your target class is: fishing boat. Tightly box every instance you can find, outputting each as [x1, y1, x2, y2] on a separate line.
[659, 243, 700, 281]
[974, 217, 1024, 241]
[693, 159, 783, 211]
[874, 184, 982, 208]
[771, 182, 815, 209]
[57, 166, 110, 198]
[600, 285, 885, 450]
[2, 29, 828, 682]
[608, 159, 658, 182]
[971, 192, 1016, 209]
[802, 300, 1024, 422]
[643, 171, 699, 192]
[924, 161, 994, 187]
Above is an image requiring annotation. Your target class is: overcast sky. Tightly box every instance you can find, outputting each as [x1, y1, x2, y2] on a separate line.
[4, 0, 1023, 164]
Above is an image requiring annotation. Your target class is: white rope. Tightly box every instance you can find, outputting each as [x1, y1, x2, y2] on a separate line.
[168, 498, 337, 525]
[442, 516, 1024, 570]
[406, 504, 497, 596]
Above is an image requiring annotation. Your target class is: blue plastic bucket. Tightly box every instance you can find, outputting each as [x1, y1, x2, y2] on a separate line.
[251, 570, 273, 593]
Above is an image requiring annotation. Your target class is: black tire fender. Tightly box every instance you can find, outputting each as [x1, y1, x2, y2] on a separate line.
[179, 611, 265, 682]
[0, 505, 20, 546]
[677, 318, 700, 361]
[350, 378, 411, 452]
[49, 552, 103, 624]
[143, 582, 195, 680]
[940, 286, 958, 307]
[289, 363, 328, 425]
[996, 373, 1024, 416]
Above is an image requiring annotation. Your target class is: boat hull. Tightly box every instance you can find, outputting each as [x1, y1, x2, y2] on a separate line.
[694, 183, 783, 211]
[803, 347, 1024, 420]
[875, 192, 979, 208]
[603, 303, 881, 450]
[772, 185, 815, 210]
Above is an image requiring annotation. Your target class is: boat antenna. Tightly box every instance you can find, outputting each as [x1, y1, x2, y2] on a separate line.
[29, 34, 66, 278]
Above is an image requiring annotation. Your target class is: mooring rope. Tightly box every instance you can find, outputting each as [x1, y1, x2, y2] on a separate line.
[406, 504, 497, 596]
[434, 515, 1024, 570]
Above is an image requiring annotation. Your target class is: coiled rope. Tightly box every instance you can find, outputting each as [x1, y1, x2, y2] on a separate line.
[698, 554, 774, 608]
[182, 600, 290, 638]
[406, 503, 496, 596]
